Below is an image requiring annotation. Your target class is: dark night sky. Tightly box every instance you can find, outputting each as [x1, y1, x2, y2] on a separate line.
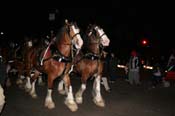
[0, 1, 174, 58]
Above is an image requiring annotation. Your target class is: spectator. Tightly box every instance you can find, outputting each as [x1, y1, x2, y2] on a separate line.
[101, 51, 111, 92]
[109, 53, 118, 83]
[167, 48, 175, 67]
[128, 50, 141, 85]
[151, 63, 163, 88]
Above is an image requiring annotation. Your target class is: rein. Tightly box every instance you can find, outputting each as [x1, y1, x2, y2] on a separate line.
[40, 37, 56, 65]
[40, 27, 80, 65]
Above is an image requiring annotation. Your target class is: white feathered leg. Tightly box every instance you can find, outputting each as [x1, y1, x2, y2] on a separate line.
[45, 89, 55, 109]
[25, 76, 32, 92]
[29, 80, 37, 98]
[64, 86, 78, 112]
[38, 73, 45, 86]
[58, 80, 66, 95]
[75, 84, 86, 104]
[92, 75, 105, 107]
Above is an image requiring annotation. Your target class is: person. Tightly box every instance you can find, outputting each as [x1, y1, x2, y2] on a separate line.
[128, 50, 141, 85]
[0, 55, 7, 88]
[109, 53, 118, 83]
[167, 48, 175, 67]
[0, 84, 5, 114]
[124, 62, 129, 81]
[151, 63, 162, 88]
[101, 51, 111, 92]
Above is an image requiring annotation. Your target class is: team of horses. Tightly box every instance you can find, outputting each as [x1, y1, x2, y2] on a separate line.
[0, 19, 110, 112]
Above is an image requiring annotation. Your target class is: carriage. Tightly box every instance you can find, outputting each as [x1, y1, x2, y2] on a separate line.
[163, 65, 175, 87]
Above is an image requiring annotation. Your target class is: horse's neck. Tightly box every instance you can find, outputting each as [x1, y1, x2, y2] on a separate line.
[73, 51, 83, 64]
[88, 35, 100, 54]
[90, 48, 99, 55]
[57, 33, 71, 57]
[86, 42, 100, 55]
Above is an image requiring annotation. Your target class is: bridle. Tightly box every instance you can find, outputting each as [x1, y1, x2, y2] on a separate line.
[94, 26, 106, 40]
[40, 23, 82, 65]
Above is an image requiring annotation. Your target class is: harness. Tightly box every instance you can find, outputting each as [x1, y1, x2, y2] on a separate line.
[72, 28, 105, 76]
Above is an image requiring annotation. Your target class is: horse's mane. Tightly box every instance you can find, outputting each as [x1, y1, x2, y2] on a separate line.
[55, 25, 67, 42]
[81, 33, 90, 53]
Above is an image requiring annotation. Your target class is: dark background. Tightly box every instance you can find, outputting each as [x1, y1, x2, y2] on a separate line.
[0, 1, 174, 59]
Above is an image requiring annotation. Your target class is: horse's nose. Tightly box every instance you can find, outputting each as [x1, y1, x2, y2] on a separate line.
[102, 36, 110, 46]
[76, 36, 83, 49]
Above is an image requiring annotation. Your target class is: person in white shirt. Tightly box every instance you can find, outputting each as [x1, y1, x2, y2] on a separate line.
[128, 50, 141, 85]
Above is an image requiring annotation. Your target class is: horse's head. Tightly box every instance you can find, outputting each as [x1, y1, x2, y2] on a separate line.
[65, 19, 83, 50]
[87, 24, 110, 47]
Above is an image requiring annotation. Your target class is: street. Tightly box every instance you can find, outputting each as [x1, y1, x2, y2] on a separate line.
[1, 71, 175, 116]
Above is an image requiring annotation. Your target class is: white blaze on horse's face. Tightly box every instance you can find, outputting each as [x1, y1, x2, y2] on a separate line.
[95, 26, 110, 47]
[70, 25, 83, 49]
[27, 40, 33, 47]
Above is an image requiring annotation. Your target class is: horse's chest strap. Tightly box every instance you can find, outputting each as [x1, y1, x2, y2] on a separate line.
[84, 54, 100, 60]
[53, 56, 72, 63]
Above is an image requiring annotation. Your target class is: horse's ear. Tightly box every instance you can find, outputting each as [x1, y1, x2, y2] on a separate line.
[65, 19, 69, 25]
[87, 24, 92, 30]
[88, 24, 92, 28]
[74, 22, 78, 27]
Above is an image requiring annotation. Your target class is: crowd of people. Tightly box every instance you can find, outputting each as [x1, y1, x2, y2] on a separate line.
[100, 48, 175, 92]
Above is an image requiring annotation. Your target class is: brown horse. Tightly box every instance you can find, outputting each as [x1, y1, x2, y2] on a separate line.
[5, 39, 34, 87]
[24, 19, 83, 111]
[0, 42, 25, 87]
[58, 24, 110, 107]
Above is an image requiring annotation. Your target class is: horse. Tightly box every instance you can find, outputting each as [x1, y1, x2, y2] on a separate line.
[58, 24, 110, 107]
[24, 19, 83, 112]
[5, 39, 34, 88]
[0, 46, 8, 87]
[0, 43, 19, 87]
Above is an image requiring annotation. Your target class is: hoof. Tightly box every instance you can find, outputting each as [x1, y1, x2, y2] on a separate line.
[75, 96, 82, 104]
[38, 82, 45, 86]
[93, 98, 105, 107]
[75, 92, 83, 104]
[18, 84, 24, 89]
[65, 100, 78, 112]
[16, 79, 23, 85]
[30, 93, 37, 99]
[58, 89, 66, 95]
[25, 87, 31, 93]
[6, 79, 11, 87]
[45, 101, 55, 109]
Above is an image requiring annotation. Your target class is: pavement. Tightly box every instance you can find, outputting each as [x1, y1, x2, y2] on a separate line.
[1, 70, 175, 116]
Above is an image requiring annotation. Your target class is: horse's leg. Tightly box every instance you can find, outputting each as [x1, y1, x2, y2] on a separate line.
[92, 75, 105, 107]
[16, 74, 25, 85]
[58, 79, 66, 95]
[75, 75, 87, 104]
[63, 74, 78, 112]
[44, 75, 55, 109]
[5, 63, 12, 87]
[37, 73, 45, 86]
[24, 69, 32, 93]
[101, 77, 111, 92]
[16, 68, 25, 87]
[29, 70, 40, 98]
